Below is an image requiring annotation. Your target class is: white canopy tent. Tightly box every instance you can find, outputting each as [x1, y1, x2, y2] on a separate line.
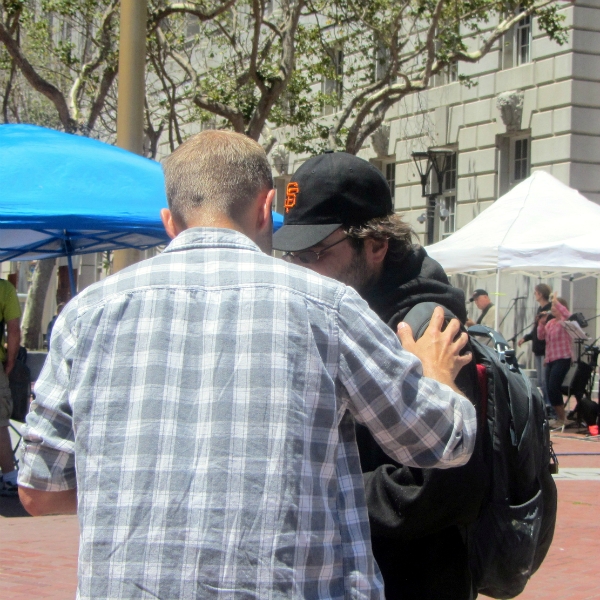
[425, 170, 600, 330]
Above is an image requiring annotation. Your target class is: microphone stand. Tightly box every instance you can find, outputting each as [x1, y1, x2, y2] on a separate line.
[498, 296, 527, 347]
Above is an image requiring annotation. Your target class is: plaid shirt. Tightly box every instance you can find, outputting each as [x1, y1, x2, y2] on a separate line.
[538, 301, 573, 363]
[19, 228, 476, 600]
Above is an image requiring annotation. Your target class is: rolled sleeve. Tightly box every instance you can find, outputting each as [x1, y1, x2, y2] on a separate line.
[18, 307, 77, 492]
[337, 289, 476, 469]
[555, 301, 571, 320]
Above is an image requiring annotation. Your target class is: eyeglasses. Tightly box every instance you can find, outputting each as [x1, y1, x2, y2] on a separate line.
[282, 236, 348, 264]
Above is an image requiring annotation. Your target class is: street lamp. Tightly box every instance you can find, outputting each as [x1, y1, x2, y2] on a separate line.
[411, 147, 455, 244]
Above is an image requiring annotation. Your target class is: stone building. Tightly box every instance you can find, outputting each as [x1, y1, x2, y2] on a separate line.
[274, 0, 600, 351]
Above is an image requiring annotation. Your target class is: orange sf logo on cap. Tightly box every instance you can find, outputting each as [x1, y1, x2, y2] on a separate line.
[285, 182, 299, 213]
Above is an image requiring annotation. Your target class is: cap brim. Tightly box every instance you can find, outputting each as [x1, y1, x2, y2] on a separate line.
[272, 223, 342, 252]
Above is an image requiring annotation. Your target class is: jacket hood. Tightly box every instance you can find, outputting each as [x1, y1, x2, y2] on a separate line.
[363, 245, 467, 328]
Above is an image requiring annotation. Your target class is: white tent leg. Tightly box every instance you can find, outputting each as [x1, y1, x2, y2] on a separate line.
[495, 268, 500, 331]
[569, 275, 574, 313]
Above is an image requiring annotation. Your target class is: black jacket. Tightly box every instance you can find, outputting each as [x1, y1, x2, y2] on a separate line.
[358, 245, 489, 600]
[522, 302, 552, 356]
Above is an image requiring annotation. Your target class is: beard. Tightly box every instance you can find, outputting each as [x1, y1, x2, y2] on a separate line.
[337, 245, 377, 295]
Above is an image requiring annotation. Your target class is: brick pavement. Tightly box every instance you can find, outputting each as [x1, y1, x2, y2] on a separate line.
[1, 429, 599, 599]
[518, 430, 600, 600]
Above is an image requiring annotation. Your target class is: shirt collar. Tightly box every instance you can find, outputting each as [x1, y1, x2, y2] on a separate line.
[162, 227, 262, 255]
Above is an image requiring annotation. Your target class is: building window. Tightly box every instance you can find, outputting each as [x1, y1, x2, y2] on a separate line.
[424, 150, 457, 244]
[497, 134, 530, 195]
[516, 12, 532, 65]
[274, 177, 291, 215]
[374, 40, 389, 82]
[386, 162, 396, 200]
[322, 48, 344, 115]
[186, 15, 200, 38]
[513, 137, 529, 182]
[501, 9, 532, 69]
[433, 62, 458, 87]
[443, 152, 457, 192]
[442, 197, 456, 238]
[441, 152, 457, 239]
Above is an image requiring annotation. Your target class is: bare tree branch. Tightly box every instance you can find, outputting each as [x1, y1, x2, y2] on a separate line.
[422, 0, 445, 85]
[455, 0, 557, 63]
[69, 0, 119, 122]
[0, 20, 75, 131]
[148, 0, 238, 31]
[86, 64, 118, 132]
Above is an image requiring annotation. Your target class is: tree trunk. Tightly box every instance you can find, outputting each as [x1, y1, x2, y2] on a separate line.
[56, 265, 77, 305]
[22, 259, 56, 349]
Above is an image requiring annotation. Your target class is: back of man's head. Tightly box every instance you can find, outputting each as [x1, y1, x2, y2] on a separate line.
[163, 130, 273, 226]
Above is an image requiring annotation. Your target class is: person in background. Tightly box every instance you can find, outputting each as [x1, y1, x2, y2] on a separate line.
[518, 284, 553, 415]
[0, 277, 21, 496]
[466, 289, 498, 332]
[45, 302, 65, 349]
[538, 294, 574, 428]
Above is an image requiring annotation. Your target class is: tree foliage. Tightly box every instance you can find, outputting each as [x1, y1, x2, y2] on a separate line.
[1, 0, 569, 155]
[0, 0, 235, 145]
[278, 0, 569, 154]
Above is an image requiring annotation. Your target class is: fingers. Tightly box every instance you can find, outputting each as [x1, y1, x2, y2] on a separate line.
[442, 315, 461, 339]
[397, 321, 415, 351]
[455, 351, 473, 369]
[429, 306, 445, 331]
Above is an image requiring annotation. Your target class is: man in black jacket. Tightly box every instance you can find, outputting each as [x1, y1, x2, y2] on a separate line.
[273, 152, 489, 600]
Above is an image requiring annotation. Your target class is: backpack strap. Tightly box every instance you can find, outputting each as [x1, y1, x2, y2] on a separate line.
[468, 324, 519, 372]
[476, 363, 488, 425]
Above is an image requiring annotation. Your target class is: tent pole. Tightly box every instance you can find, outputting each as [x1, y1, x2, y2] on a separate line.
[62, 232, 77, 298]
[66, 252, 77, 298]
[569, 275, 574, 312]
[495, 268, 500, 331]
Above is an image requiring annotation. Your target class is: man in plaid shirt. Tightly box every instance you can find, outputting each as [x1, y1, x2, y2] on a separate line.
[18, 131, 476, 600]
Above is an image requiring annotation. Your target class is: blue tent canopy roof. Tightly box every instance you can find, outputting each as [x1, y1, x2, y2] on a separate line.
[0, 124, 283, 262]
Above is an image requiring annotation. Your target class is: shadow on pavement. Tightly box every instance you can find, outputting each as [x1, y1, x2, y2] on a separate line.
[0, 495, 31, 517]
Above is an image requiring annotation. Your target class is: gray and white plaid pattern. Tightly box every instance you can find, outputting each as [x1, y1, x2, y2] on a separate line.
[19, 228, 476, 600]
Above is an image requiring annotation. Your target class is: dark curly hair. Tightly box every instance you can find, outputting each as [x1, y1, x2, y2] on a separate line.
[344, 213, 417, 262]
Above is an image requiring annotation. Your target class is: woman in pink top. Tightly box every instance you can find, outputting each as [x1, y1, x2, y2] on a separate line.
[538, 295, 573, 426]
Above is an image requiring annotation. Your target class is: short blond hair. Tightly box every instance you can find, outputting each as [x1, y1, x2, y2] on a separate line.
[162, 130, 273, 224]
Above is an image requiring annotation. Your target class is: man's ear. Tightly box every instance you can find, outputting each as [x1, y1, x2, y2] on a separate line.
[365, 237, 388, 266]
[256, 188, 275, 232]
[252, 188, 275, 254]
[161, 208, 181, 239]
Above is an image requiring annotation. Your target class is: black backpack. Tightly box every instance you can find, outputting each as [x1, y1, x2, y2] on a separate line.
[403, 302, 558, 599]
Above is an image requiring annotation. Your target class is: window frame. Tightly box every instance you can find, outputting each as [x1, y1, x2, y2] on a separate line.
[515, 12, 532, 66]
[440, 152, 457, 239]
[385, 162, 396, 201]
[511, 136, 530, 185]
[321, 47, 344, 115]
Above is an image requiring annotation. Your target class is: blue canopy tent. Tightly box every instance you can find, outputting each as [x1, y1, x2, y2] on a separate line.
[0, 125, 283, 296]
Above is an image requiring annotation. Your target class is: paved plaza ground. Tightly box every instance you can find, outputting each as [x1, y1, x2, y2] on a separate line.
[1, 426, 600, 599]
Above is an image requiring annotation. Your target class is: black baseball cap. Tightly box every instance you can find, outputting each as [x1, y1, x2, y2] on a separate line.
[272, 152, 393, 252]
[469, 289, 489, 302]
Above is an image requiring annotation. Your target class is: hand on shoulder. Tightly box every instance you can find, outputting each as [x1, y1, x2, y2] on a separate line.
[397, 306, 472, 393]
